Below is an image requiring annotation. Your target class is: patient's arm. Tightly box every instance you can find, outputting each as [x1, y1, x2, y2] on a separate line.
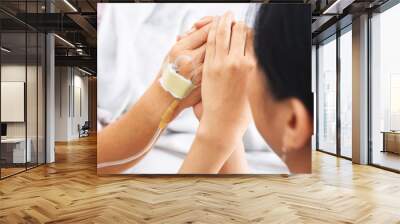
[179, 113, 251, 174]
[98, 24, 211, 174]
[98, 81, 179, 174]
[192, 102, 249, 174]
[179, 117, 242, 173]
[219, 142, 249, 174]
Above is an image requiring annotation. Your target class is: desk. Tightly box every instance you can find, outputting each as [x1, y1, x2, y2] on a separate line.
[1, 138, 31, 163]
[381, 131, 400, 154]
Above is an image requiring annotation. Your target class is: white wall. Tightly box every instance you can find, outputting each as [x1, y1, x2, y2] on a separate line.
[55, 67, 89, 141]
[72, 73, 89, 137]
[55, 66, 69, 141]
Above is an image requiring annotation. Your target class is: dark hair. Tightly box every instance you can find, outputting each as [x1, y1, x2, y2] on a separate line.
[254, 3, 313, 116]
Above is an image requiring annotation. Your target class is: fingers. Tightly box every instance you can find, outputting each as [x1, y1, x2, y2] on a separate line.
[191, 65, 203, 85]
[177, 16, 214, 41]
[176, 43, 205, 78]
[194, 16, 214, 29]
[177, 27, 196, 41]
[216, 11, 234, 58]
[177, 23, 212, 50]
[205, 16, 219, 62]
[229, 22, 247, 57]
[192, 44, 206, 67]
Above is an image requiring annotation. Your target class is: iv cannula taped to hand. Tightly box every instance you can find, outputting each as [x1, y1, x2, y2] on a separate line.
[97, 55, 198, 169]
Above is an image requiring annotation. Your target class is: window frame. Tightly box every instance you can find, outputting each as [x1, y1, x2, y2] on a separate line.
[316, 24, 353, 160]
[367, 0, 400, 173]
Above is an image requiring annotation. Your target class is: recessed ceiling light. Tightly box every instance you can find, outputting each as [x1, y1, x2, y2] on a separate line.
[63, 0, 78, 12]
[1, 47, 11, 53]
[78, 67, 92, 76]
[54, 34, 75, 48]
[322, 0, 354, 15]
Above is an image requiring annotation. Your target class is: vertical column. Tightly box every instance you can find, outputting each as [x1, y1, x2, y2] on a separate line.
[46, 1, 55, 163]
[352, 14, 369, 164]
[336, 30, 341, 157]
[88, 77, 97, 133]
[312, 45, 317, 150]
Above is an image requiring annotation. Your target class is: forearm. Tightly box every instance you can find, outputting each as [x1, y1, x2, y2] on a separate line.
[98, 80, 176, 172]
[219, 141, 249, 174]
[179, 115, 243, 174]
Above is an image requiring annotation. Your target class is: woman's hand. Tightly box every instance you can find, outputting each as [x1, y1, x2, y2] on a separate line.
[179, 12, 256, 174]
[200, 12, 256, 138]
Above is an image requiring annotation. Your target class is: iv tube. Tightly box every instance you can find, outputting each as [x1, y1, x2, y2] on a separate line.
[97, 55, 196, 169]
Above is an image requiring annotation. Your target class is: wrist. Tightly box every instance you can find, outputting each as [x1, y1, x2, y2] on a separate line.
[201, 112, 246, 139]
[152, 76, 189, 114]
[139, 80, 177, 124]
[196, 124, 242, 158]
[198, 115, 243, 148]
[151, 78, 175, 103]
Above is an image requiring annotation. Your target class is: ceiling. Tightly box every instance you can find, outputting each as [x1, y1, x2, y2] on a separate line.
[0, 0, 394, 74]
[0, 0, 98, 74]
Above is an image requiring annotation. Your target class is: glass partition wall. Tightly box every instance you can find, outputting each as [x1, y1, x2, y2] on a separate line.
[317, 35, 337, 155]
[339, 27, 352, 159]
[0, 31, 27, 177]
[316, 0, 400, 172]
[370, 2, 400, 172]
[0, 2, 46, 179]
[316, 26, 353, 159]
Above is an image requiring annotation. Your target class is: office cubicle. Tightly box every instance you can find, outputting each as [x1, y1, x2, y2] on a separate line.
[0, 1, 46, 179]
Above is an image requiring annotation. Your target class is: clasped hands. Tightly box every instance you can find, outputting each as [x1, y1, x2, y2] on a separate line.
[166, 12, 257, 143]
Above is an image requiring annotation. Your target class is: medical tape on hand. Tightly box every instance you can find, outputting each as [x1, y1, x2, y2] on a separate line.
[159, 64, 195, 99]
